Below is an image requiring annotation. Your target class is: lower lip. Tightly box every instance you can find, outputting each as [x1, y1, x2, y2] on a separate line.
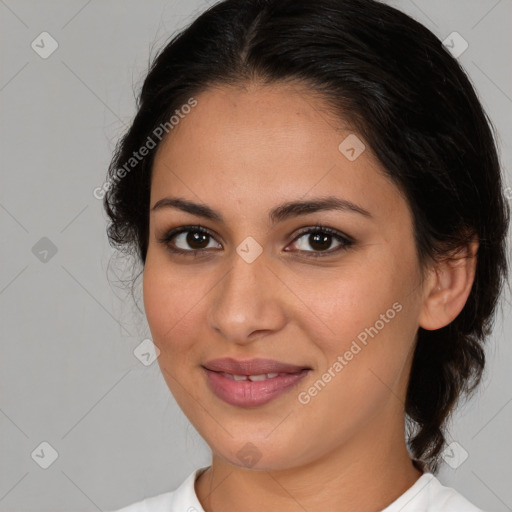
[203, 368, 310, 407]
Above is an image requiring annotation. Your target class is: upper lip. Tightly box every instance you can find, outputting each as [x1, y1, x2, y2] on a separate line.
[202, 357, 310, 375]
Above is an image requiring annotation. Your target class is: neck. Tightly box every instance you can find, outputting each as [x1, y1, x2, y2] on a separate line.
[195, 414, 423, 512]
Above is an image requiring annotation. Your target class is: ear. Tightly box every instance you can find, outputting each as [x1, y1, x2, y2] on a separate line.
[418, 238, 479, 331]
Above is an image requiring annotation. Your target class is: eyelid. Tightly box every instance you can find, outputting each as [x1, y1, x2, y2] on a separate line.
[157, 224, 217, 239]
[290, 224, 354, 245]
[156, 224, 221, 250]
[286, 225, 354, 258]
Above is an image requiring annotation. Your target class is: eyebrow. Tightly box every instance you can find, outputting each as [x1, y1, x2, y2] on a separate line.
[151, 195, 373, 224]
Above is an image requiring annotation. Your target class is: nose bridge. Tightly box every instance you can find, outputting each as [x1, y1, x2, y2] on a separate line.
[208, 245, 284, 343]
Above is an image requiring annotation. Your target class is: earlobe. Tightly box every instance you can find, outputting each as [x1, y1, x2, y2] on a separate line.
[418, 240, 478, 331]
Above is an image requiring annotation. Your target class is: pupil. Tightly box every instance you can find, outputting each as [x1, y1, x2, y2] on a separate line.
[310, 232, 331, 251]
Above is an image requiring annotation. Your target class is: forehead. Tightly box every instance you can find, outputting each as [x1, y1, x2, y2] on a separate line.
[150, 83, 408, 225]
[154, 82, 352, 168]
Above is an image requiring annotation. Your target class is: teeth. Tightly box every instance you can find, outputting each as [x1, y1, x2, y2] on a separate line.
[248, 374, 268, 381]
[221, 372, 281, 381]
[249, 372, 280, 381]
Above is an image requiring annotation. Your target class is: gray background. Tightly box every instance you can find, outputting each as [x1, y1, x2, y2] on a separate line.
[1, 0, 511, 511]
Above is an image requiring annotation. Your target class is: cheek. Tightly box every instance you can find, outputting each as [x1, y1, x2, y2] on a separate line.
[142, 260, 202, 350]
[300, 258, 422, 416]
[298, 256, 414, 352]
[142, 262, 207, 407]
[338, 260, 419, 374]
[143, 263, 171, 340]
[294, 274, 419, 443]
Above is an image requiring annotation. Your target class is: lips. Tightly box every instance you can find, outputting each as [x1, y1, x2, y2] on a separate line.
[202, 357, 312, 407]
[202, 357, 310, 376]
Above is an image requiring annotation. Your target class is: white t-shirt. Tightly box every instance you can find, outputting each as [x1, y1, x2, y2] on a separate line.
[107, 466, 487, 512]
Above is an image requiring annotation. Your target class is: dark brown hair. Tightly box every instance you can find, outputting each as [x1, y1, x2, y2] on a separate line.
[102, 0, 510, 473]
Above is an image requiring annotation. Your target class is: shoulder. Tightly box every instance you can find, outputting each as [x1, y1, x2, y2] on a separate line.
[106, 466, 209, 512]
[383, 473, 488, 512]
[105, 490, 173, 512]
[426, 474, 488, 512]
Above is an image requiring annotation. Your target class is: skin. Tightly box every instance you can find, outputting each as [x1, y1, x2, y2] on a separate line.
[143, 81, 478, 512]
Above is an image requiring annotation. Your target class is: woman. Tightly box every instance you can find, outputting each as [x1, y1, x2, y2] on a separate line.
[103, 0, 509, 510]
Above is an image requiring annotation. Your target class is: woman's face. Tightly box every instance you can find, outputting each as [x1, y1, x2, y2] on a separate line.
[143, 82, 428, 470]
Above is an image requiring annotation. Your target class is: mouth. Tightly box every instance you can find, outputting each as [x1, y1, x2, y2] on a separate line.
[216, 371, 294, 381]
[201, 358, 311, 407]
[202, 357, 311, 375]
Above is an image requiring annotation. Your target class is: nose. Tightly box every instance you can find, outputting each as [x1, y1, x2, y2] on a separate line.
[207, 248, 287, 345]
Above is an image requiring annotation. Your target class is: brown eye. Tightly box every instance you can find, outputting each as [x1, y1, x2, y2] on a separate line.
[307, 232, 333, 251]
[158, 226, 222, 255]
[158, 224, 354, 259]
[287, 226, 354, 257]
[182, 230, 210, 250]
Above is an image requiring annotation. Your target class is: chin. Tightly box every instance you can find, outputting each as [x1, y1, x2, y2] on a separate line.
[210, 436, 309, 473]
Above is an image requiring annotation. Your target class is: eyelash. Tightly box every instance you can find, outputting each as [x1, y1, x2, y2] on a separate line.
[157, 224, 355, 259]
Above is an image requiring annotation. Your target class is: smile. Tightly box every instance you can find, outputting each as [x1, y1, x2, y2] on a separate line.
[203, 368, 310, 407]
[220, 372, 282, 381]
